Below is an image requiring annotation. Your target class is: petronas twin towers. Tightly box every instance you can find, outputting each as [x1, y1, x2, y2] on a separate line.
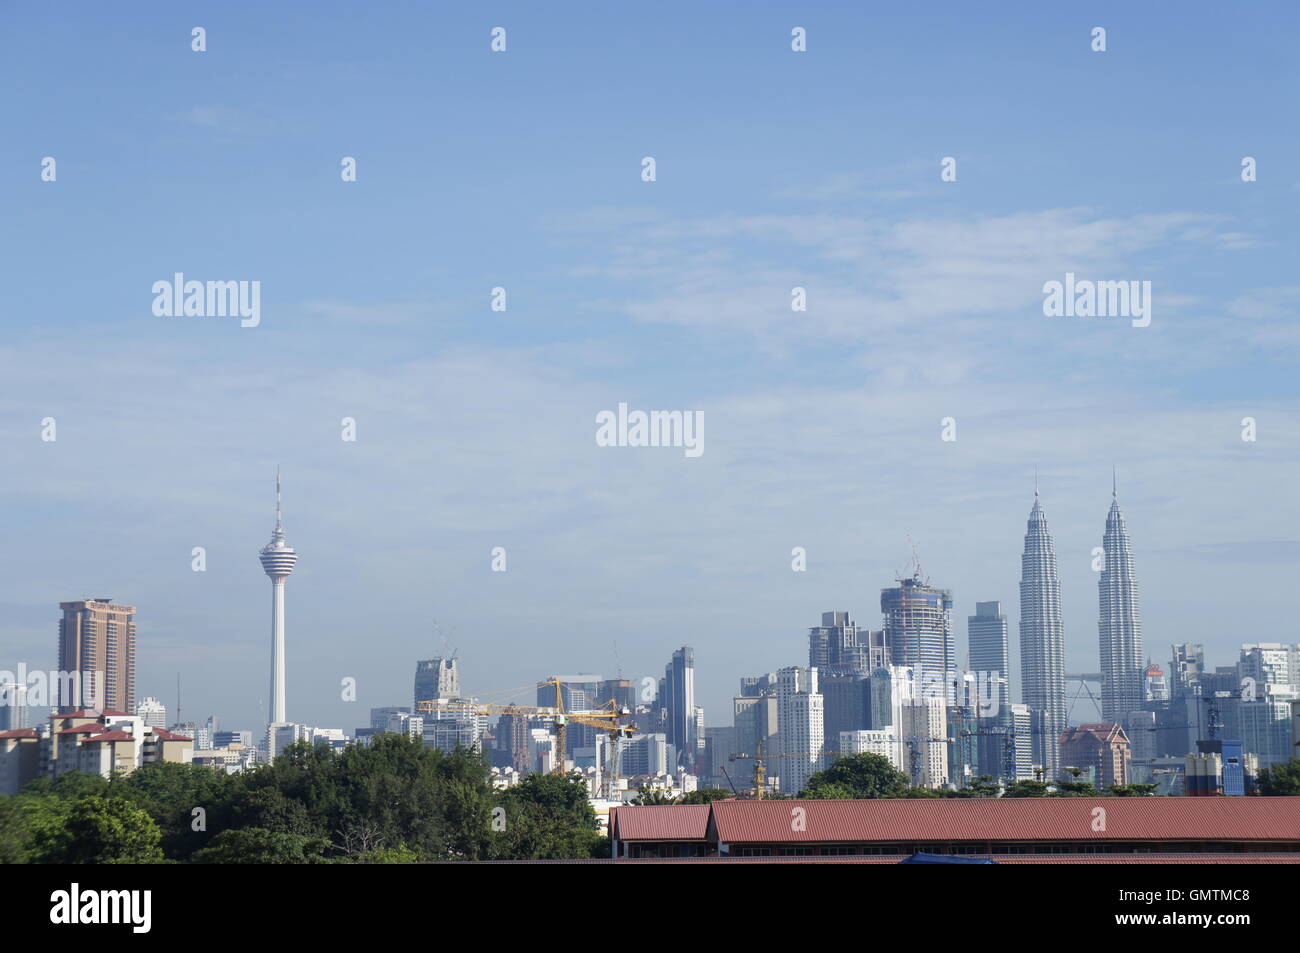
[1098, 476, 1144, 723]
[1018, 485, 1067, 777]
[1018, 473, 1142, 779]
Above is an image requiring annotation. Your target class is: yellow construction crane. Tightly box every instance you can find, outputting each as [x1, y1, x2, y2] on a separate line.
[416, 677, 634, 795]
[729, 739, 840, 800]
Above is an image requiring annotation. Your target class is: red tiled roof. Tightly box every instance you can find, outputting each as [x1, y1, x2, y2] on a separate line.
[56, 724, 100, 734]
[0, 729, 38, 739]
[150, 729, 192, 742]
[51, 709, 129, 719]
[611, 804, 712, 841]
[705, 797, 1300, 845]
[83, 730, 135, 742]
[607, 853, 1300, 864]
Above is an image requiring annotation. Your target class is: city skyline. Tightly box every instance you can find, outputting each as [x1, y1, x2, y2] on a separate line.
[4, 5, 1299, 736]
[10, 470, 1269, 741]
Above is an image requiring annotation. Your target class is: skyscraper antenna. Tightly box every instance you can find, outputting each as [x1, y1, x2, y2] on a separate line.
[1112, 464, 1117, 499]
[1035, 466, 1039, 498]
[276, 465, 284, 535]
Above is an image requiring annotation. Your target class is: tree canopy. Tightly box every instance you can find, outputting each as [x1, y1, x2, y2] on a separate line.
[0, 735, 604, 863]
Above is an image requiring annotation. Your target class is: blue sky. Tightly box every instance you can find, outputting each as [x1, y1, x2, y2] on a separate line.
[2, 2, 1299, 733]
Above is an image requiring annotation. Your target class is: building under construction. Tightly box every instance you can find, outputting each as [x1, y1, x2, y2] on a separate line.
[881, 572, 955, 700]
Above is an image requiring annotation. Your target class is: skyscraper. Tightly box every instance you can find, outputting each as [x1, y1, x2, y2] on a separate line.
[136, 696, 167, 729]
[661, 647, 698, 770]
[0, 682, 29, 730]
[775, 666, 824, 795]
[1019, 484, 1067, 777]
[1098, 472, 1144, 723]
[967, 601, 1010, 719]
[881, 573, 954, 700]
[808, 611, 886, 673]
[57, 599, 136, 713]
[1170, 643, 1204, 700]
[259, 469, 298, 726]
[415, 658, 460, 710]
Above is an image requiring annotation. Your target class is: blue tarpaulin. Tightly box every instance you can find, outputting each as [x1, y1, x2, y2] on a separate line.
[899, 853, 998, 864]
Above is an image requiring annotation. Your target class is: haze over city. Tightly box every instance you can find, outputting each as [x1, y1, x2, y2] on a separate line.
[3, 2, 1299, 736]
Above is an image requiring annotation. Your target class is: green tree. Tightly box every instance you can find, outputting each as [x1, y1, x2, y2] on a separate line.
[1258, 759, 1300, 795]
[232, 785, 318, 836]
[801, 753, 910, 799]
[900, 786, 943, 798]
[1107, 783, 1159, 797]
[678, 788, 732, 804]
[1054, 768, 1098, 797]
[30, 795, 164, 864]
[631, 788, 677, 805]
[23, 770, 114, 799]
[801, 782, 853, 799]
[193, 827, 331, 864]
[1002, 779, 1051, 797]
[347, 844, 421, 864]
[0, 797, 34, 863]
[493, 774, 603, 859]
[118, 761, 240, 861]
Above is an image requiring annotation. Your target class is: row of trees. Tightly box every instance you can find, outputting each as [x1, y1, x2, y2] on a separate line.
[5, 743, 1297, 862]
[0, 735, 605, 863]
[798, 753, 1300, 800]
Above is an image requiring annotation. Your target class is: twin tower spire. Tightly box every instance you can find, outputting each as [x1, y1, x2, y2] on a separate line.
[1019, 469, 1141, 779]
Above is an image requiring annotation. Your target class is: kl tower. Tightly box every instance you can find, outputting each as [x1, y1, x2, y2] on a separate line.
[259, 468, 298, 726]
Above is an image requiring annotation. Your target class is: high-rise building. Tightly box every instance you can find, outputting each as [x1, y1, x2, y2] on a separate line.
[975, 703, 1034, 783]
[732, 676, 777, 787]
[414, 658, 460, 711]
[808, 611, 885, 673]
[1238, 643, 1299, 695]
[838, 729, 903, 772]
[968, 601, 1010, 720]
[900, 697, 948, 788]
[821, 670, 871, 742]
[597, 678, 636, 713]
[661, 647, 698, 771]
[774, 666, 824, 795]
[1098, 473, 1144, 723]
[384, 712, 424, 739]
[370, 706, 410, 732]
[1018, 484, 1066, 779]
[1144, 661, 1170, 702]
[1171, 643, 1203, 701]
[135, 696, 167, 729]
[0, 683, 29, 731]
[881, 573, 954, 700]
[1238, 689, 1298, 768]
[1059, 723, 1131, 790]
[620, 733, 671, 777]
[57, 599, 136, 713]
[1007, 704, 1035, 779]
[495, 706, 534, 773]
[1291, 700, 1300, 764]
[258, 469, 298, 726]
